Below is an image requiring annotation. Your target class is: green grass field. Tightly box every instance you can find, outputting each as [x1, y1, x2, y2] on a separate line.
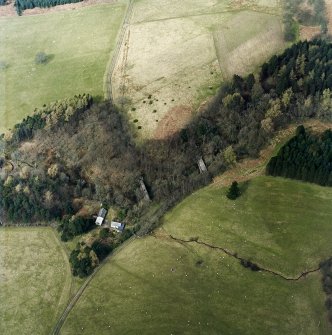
[163, 176, 332, 277]
[61, 176, 332, 334]
[0, 227, 72, 335]
[0, 3, 126, 133]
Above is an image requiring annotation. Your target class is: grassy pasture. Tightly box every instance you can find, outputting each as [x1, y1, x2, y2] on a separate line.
[213, 11, 285, 78]
[163, 176, 332, 277]
[0, 227, 72, 335]
[0, 3, 126, 133]
[61, 235, 329, 334]
[113, 0, 283, 139]
[61, 176, 332, 334]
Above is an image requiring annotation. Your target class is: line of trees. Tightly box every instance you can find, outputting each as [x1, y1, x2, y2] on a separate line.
[266, 126, 332, 186]
[15, 0, 82, 15]
[8, 94, 92, 144]
[58, 215, 95, 241]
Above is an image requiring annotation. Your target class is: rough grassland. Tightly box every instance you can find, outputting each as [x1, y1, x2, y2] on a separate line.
[112, 0, 284, 139]
[61, 237, 328, 334]
[163, 176, 332, 277]
[0, 227, 72, 335]
[0, 3, 126, 133]
[214, 11, 284, 78]
[61, 176, 331, 334]
[326, 0, 332, 34]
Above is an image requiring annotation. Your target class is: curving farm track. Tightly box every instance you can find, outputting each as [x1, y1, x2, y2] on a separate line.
[104, 0, 134, 101]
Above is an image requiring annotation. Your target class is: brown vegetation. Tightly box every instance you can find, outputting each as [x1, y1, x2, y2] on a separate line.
[213, 120, 332, 188]
[326, 0, 332, 34]
[153, 105, 192, 140]
[300, 25, 321, 40]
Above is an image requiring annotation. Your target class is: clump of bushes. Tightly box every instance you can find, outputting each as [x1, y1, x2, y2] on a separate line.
[70, 242, 99, 277]
[9, 94, 93, 143]
[240, 259, 261, 272]
[226, 181, 241, 200]
[35, 52, 48, 65]
[58, 216, 95, 241]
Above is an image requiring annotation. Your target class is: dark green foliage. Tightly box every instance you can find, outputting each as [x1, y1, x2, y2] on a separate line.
[227, 181, 241, 200]
[70, 238, 114, 277]
[69, 242, 97, 278]
[0, 0, 6, 6]
[240, 259, 261, 272]
[10, 94, 92, 144]
[0, 175, 72, 223]
[91, 239, 112, 261]
[58, 216, 95, 241]
[35, 52, 48, 65]
[15, 0, 82, 15]
[118, 227, 133, 243]
[320, 258, 332, 325]
[99, 227, 110, 239]
[266, 127, 332, 186]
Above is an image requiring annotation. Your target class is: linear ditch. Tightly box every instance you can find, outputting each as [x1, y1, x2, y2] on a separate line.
[166, 234, 322, 281]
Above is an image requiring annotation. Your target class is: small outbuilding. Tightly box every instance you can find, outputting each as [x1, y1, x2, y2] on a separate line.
[110, 221, 125, 233]
[198, 157, 207, 174]
[95, 208, 107, 226]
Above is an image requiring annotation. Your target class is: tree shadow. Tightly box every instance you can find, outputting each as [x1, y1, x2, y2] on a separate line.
[45, 54, 55, 64]
[240, 180, 250, 196]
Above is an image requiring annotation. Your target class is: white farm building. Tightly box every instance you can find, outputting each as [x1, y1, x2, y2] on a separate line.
[95, 208, 107, 226]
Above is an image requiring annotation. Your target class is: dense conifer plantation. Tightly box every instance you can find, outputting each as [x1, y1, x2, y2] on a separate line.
[15, 0, 82, 14]
[266, 126, 332, 186]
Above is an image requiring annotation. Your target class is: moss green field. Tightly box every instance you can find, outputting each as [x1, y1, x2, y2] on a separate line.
[61, 176, 332, 334]
[0, 3, 126, 132]
[0, 227, 72, 335]
[163, 176, 332, 277]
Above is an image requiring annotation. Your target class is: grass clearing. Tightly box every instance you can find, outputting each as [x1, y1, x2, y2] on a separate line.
[162, 176, 332, 277]
[0, 3, 126, 132]
[0, 227, 72, 335]
[61, 235, 329, 335]
[113, 0, 283, 139]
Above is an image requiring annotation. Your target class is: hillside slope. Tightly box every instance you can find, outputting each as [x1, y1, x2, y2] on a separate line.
[61, 176, 332, 334]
